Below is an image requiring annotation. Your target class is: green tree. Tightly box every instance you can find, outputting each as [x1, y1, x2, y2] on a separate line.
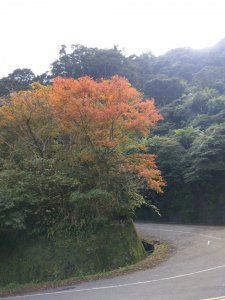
[144, 77, 185, 106]
[0, 69, 35, 96]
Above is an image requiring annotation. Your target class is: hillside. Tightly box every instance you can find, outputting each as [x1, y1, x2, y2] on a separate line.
[1, 39, 225, 224]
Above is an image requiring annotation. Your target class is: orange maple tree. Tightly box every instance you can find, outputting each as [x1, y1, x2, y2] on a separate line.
[49, 75, 165, 192]
[0, 76, 164, 229]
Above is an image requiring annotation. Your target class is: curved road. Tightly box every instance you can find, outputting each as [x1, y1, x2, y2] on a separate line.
[4, 223, 225, 300]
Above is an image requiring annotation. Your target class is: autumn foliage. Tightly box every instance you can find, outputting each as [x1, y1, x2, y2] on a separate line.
[50, 76, 164, 190]
[0, 76, 164, 233]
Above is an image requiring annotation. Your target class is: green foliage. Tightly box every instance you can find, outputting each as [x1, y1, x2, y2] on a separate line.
[0, 169, 37, 231]
[50, 45, 153, 90]
[68, 189, 115, 228]
[1, 38, 225, 228]
[0, 159, 80, 235]
[192, 66, 225, 92]
[148, 135, 186, 184]
[184, 123, 225, 183]
[147, 85, 225, 223]
[0, 78, 163, 236]
[0, 222, 146, 286]
[144, 77, 185, 106]
[0, 69, 35, 96]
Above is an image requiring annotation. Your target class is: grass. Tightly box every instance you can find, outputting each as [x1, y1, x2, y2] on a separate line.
[0, 234, 170, 298]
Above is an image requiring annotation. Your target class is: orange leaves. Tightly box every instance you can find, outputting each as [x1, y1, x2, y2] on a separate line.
[123, 154, 166, 193]
[0, 75, 165, 193]
[0, 83, 56, 157]
[98, 76, 140, 106]
[49, 76, 165, 193]
[50, 76, 162, 151]
[5, 83, 51, 124]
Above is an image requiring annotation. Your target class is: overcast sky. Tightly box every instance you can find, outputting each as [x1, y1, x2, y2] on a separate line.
[1, 0, 225, 78]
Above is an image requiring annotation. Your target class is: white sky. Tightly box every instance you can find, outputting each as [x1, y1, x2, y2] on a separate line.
[0, 0, 225, 78]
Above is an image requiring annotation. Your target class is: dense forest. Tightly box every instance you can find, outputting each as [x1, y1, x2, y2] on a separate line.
[1, 38, 225, 228]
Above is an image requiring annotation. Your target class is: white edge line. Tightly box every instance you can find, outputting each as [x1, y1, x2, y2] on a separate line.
[201, 296, 225, 300]
[4, 264, 225, 299]
[148, 228, 224, 241]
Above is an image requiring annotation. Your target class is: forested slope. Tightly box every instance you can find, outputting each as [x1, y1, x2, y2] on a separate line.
[1, 38, 225, 224]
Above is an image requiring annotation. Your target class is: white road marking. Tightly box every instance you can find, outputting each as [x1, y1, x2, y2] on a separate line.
[201, 296, 225, 300]
[4, 264, 225, 299]
[207, 240, 211, 246]
[147, 228, 224, 241]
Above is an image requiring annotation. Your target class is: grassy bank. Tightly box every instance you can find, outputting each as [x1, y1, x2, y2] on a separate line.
[0, 231, 169, 298]
[0, 222, 146, 288]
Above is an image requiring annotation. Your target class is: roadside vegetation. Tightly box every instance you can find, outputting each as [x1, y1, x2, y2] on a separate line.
[1, 40, 225, 224]
[0, 234, 169, 298]
[0, 76, 164, 287]
[0, 38, 225, 288]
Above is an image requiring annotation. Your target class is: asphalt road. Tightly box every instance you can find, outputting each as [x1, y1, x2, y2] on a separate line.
[4, 223, 225, 300]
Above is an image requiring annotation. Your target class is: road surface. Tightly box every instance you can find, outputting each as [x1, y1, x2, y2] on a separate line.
[3, 223, 225, 300]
